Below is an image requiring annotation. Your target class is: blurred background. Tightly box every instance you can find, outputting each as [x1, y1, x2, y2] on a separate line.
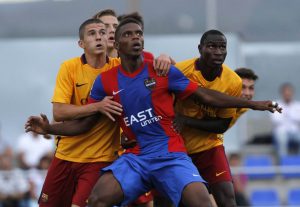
[1, 0, 300, 206]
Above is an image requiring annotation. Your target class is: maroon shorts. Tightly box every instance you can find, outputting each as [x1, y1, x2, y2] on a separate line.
[189, 145, 232, 185]
[38, 156, 111, 207]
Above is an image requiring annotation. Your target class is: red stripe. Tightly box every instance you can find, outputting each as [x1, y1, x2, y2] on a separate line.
[177, 81, 198, 100]
[147, 61, 186, 153]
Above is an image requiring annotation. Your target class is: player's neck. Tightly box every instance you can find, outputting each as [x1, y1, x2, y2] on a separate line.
[107, 48, 118, 58]
[196, 58, 221, 81]
[85, 52, 107, 69]
[119, 54, 143, 73]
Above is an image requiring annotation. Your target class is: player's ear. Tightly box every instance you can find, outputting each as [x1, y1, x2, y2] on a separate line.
[198, 44, 201, 53]
[78, 40, 84, 49]
[114, 41, 119, 50]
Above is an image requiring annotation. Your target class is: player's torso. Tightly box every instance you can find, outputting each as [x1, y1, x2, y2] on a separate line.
[55, 57, 121, 163]
[176, 59, 241, 153]
[103, 62, 186, 156]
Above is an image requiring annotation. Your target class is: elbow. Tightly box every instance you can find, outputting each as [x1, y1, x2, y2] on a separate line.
[53, 113, 63, 122]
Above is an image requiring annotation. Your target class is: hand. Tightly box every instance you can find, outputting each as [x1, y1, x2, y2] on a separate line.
[25, 114, 50, 135]
[43, 134, 52, 139]
[153, 53, 172, 76]
[252, 100, 283, 113]
[173, 113, 185, 133]
[120, 133, 137, 149]
[93, 96, 123, 121]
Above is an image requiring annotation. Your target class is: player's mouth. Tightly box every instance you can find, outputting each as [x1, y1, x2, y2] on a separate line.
[212, 58, 224, 65]
[132, 42, 142, 51]
[108, 36, 115, 42]
[96, 44, 104, 49]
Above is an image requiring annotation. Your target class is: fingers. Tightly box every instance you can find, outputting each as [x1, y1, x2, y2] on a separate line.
[40, 113, 48, 121]
[154, 54, 171, 76]
[104, 112, 115, 122]
[271, 101, 283, 113]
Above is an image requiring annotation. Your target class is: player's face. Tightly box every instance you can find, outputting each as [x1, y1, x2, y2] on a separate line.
[99, 15, 119, 49]
[200, 34, 227, 68]
[241, 78, 255, 100]
[79, 23, 108, 55]
[282, 86, 294, 103]
[117, 23, 144, 57]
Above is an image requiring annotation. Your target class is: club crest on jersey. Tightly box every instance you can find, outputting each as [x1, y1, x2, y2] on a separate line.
[144, 77, 156, 90]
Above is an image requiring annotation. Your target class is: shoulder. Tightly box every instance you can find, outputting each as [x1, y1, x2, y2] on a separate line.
[222, 64, 242, 85]
[59, 56, 82, 73]
[107, 57, 121, 67]
[175, 57, 197, 70]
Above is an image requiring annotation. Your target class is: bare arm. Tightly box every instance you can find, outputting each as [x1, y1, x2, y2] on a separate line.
[175, 114, 232, 133]
[53, 96, 122, 122]
[191, 87, 282, 112]
[25, 114, 100, 136]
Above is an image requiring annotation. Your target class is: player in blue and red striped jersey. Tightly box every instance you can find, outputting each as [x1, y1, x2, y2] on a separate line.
[25, 18, 280, 207]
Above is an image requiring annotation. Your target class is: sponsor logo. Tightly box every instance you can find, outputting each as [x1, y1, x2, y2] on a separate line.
[40, 193, 48, 203]
[144, 77, 156, 90]
[123, 108, 162, 127]
[216, 171, 226, 177]
[192, 173, 200, 177]
[112, 89, 124, 95]
[76, 83, 87, 87]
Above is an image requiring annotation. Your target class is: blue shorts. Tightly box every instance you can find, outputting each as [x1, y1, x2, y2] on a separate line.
[102, 152, 206, 206]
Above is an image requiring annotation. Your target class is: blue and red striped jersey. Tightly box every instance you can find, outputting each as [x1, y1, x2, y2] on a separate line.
[89, 60, 198, 156]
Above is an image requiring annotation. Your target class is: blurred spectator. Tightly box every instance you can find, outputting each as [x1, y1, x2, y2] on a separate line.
[0, 123, 13, 158]
[270, 83, 300, 156]
[27, 155, 52, 207]
[0, 154, 30, 207]
[16, 132, 54, 170]
[228, 153, 250, 206]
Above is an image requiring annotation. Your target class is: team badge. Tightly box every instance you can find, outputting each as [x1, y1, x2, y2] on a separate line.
[40, 193, 48, 202]
[144, 77, 156, 90]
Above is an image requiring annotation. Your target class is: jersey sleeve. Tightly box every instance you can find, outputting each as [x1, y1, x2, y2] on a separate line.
[52, 62, 74, 104]
[168, 66, 198, 100]
[88, 75, 107, 103]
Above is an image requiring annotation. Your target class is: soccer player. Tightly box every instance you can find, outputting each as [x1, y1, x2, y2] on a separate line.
[25, 18, 280, 207]
[231, 67, 258, 126]
[38, 18, 123, 207]
[93, 9, 119, 58]
[173, 31, 262, 207]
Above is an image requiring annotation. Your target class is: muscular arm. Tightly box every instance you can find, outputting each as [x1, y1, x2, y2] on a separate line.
[25, 114, 100, 136]
[49, 115, 100, 136]
[53, 102, 99, 122]
[178, 114, 232, 133]
[191, 87, 278, 112]
[53, 96, 122, 122]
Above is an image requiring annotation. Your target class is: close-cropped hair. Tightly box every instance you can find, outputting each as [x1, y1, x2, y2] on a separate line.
[200, 29, 225, 45]
[118, 12, 144, 29]
[93, 9, 117, 19]
[115, 17, 142, 41]
[79, 18, 103, 40]
[235, 68, 258, 81]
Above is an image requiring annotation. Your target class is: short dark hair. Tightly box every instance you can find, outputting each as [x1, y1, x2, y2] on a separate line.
[79, 18, 103, 40]
[115, 17, 142, 41]
[235, 68, 258, 81]
[92, 9, 117, 19]
[200, 29, 225, 45]
[118, 12, 144, 29]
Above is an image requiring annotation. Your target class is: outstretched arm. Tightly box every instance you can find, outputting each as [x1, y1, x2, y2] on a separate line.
[174, 114, 232, 134]
[191, 87, 282, 113]
[25, 113, 99, 136]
